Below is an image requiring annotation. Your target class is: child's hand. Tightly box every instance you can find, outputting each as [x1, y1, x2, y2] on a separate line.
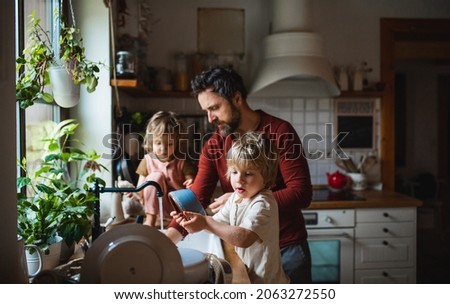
[183, 178, 193, 189]
[118, 179, 141, 200]
[179, 211, 206, 233]
[170, 210, 185, 225]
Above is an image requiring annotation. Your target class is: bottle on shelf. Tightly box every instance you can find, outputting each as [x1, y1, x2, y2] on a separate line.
[174, 52, 189, 91]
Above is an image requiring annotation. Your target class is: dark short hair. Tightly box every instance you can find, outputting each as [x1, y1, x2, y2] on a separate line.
[191, 66, 248, 102]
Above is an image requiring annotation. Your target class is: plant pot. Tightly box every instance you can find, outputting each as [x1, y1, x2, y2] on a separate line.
[25, 237, 63, 277]
[49, 65, 80, 108]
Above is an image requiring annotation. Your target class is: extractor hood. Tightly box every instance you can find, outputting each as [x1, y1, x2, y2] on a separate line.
[249, 0, 340, 98]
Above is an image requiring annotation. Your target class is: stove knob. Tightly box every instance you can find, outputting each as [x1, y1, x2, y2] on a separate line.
[325, 216, 333, 223]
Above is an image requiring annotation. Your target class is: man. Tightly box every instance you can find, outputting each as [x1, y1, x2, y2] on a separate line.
[166, 66, 312, 283]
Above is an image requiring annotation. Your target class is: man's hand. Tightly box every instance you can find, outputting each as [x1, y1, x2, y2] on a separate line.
[209, 192, 232, 213]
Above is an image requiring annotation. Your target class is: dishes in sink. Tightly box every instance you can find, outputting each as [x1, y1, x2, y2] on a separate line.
[80, 224, 184, 283]
[168, 189, 206, 216]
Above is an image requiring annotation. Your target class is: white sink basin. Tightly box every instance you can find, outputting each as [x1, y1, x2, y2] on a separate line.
[176, 231, 224, 259]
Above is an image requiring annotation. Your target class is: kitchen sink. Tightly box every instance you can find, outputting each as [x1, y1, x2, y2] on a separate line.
[176, 230, 224, 259]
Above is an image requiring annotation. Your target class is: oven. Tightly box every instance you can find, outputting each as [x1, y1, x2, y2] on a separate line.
[304, 209, 355, 284]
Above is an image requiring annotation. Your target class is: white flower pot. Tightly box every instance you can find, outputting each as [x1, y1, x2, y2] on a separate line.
[49, 65, 80, 108]
[25, 236, 63, 277]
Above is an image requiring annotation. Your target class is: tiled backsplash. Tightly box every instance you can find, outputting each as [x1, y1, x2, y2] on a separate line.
[124, 95, 380, 186]
[249, 97, 338, 185]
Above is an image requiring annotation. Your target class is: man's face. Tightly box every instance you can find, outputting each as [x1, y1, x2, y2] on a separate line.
[198, 89, 240, 136]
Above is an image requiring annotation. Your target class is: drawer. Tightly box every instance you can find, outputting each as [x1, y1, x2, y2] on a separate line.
[355, 237, 415, 269]
[355, 222, 415, 238]
[354, 268, 416, 284]
[356, 207, 415, 223]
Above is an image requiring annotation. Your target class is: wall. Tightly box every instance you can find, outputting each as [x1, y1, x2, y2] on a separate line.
[315, 0, 450, 83]
[72, 0, 114, 186]
[0, 0, 20, 283]
[118, 0, 450, 186]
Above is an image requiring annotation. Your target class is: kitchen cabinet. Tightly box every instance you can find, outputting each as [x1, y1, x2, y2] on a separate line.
[354, 207, 417, 283]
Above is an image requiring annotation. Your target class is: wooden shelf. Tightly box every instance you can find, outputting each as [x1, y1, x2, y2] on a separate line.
[338, 90, 385, 98]
[110, 79, 193, 98]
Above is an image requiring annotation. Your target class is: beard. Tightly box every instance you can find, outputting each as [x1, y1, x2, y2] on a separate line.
[216, 106, 241, 137]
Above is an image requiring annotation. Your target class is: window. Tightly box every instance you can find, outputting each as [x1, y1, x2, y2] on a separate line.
[16, 0, 63, 174]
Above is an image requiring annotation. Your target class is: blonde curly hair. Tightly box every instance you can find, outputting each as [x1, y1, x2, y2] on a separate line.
[226, 132, 278, 188]
[142, 111, 185, 153]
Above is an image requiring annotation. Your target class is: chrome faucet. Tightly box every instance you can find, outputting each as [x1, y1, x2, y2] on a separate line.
[91, 180, 163, 241]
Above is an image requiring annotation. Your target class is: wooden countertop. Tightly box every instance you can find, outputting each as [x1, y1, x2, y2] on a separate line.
[308, 189, 422, 209]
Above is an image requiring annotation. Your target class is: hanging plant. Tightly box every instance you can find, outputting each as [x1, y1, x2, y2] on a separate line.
[16, 6, 101, 109]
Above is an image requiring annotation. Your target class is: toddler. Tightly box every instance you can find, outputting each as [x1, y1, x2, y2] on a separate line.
[136, 111, 196, 227]
[174, 132, 289, 283]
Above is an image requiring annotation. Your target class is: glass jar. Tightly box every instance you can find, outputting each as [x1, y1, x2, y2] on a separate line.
[116, 51, 135, 79]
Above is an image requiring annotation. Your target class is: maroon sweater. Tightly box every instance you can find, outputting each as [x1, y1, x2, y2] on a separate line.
[172, 110, 312, 247]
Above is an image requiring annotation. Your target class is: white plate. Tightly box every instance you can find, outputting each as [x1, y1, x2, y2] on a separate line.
[80, 224, 184, 283]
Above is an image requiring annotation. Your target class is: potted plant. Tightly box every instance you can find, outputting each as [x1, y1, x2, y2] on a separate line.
[17, 119, 106, 270]
[16, 10, 100, 109]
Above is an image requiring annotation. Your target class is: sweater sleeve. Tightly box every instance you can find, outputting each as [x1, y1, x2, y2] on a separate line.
[264, 118, 312, 214]
[189, 135, 222, 208]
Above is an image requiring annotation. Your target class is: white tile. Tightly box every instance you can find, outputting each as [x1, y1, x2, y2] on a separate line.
[318, 111, 331, 123]
[277, 99, 292, 110]
[306, 99, 318, 111]
[292, 112, 304, 124]
[294, 125, 304, 136]
[248, 100, 264, 110]
[292, 99, 305, 110]
[304, 124, 317, 135]
[317, 123, 328, 137]
[305, 112, 317, 124]
[278, 111, 292, 122]
[318, 98, 332, 110]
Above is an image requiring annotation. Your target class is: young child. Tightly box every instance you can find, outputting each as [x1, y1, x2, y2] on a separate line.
[136, 111, 196, 227]
[174, 132, 289, 284]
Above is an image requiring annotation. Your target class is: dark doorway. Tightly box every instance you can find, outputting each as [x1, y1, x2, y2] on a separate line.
[381, 18, 450, 284]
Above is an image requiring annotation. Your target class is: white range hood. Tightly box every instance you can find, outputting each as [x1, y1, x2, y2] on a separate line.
[249, 0, 340, 98]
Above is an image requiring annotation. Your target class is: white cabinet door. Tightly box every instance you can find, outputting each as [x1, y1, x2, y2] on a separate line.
[355, 237, 415, 268]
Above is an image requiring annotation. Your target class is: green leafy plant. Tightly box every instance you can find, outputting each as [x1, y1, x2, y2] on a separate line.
[17, 119, 106, 253]
[16, 11, 100, 109]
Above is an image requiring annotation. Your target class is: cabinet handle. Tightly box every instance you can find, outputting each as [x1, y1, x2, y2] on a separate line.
[383, 212, 389, 218]
[382, 271, 389, 277]
[382, 240, 389, 246]
[383, 228, 389, 233]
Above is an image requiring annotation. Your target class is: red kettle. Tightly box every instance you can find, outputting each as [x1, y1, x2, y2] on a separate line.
[326, 171, 349, 191]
